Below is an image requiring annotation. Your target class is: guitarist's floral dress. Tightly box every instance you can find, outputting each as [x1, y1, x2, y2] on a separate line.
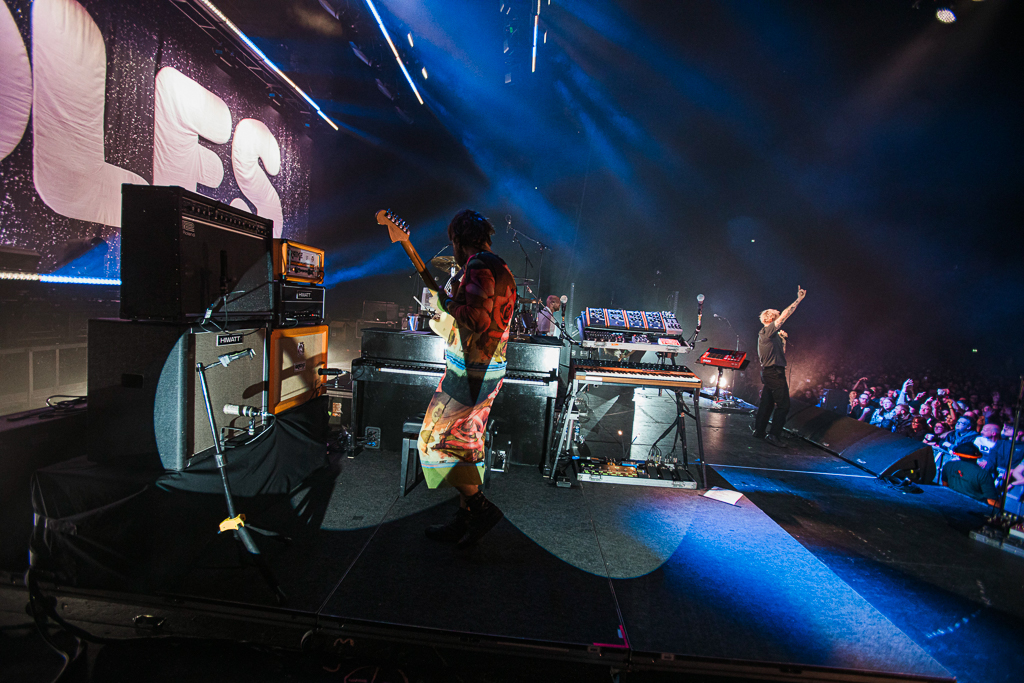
[418, 251, 517, 489]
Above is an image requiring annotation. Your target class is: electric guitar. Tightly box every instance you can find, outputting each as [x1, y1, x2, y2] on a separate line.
[375, 209, 454, 340]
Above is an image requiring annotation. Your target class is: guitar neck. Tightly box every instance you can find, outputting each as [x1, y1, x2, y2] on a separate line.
[400, 241, 442, 293]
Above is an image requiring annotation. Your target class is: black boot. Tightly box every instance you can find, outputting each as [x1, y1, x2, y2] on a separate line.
[425, 507, 471, 542]
[457, 492, 504, 548]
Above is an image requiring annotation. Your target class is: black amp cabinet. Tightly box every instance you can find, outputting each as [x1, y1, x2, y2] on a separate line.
[120, 185, 273, 322]
[87, 319, 268, 471]
[351, 329, 562, 466]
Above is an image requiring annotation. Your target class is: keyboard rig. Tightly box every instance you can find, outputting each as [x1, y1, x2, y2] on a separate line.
[576, 307, 690, 355]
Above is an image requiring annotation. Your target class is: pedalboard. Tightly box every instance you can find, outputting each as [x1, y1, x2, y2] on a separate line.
[574, 458, 697, 489]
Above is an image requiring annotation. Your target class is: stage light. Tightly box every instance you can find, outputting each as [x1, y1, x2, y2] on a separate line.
[421, 67, 428, 79]
[364, 0, 424, 105]
[407, 32, 414, 47]
[532, 15, 538, 72]
[936, 8, 956, 23]
[195, 0, 338, 130]
[0, 271, 39, 281]
[39, 274, 120, 285]
[350, 42, 372, 66]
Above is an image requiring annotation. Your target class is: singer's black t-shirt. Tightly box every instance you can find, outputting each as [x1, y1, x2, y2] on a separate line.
[758, 321, 786, 368]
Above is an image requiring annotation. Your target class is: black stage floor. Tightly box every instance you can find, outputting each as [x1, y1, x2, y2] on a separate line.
[3, 389, 1023, 682]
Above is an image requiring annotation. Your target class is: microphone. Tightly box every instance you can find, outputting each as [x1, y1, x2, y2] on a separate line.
[697, 294, 705, 303]
[713, 313, 719, 318]
[318, 368, 346, 377]
[506, 215, 512, 232]
[217, 348, 254, 367]
[559, 295, 568, 304]
[223, 403, 270, 418]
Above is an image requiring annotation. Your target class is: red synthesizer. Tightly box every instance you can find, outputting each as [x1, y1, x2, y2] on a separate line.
[697, 348, 749, 370]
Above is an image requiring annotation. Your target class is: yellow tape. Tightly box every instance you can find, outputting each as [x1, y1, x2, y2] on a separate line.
[218, 514, 246, 533]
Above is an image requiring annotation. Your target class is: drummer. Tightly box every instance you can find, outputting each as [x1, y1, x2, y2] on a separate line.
[535, 295, 562, 337]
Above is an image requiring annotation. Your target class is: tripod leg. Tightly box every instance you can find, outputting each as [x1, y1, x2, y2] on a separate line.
[693, 390, 707, 489]
[233, 527, 287, 605]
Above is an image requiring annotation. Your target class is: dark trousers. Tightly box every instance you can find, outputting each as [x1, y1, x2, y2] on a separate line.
[754, 366, 790, 437]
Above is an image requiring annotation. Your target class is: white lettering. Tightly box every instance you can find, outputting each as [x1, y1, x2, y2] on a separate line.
[31, 0, 146, 227]
[153, 67, 231, 191]
[0, 1, 31, 161]
[231, 118, 284, 237]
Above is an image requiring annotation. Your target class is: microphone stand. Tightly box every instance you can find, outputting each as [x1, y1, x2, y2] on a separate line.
[507, 217, 548, 301]
[196, 356, 287, 605]
[715, 314, 740, 351]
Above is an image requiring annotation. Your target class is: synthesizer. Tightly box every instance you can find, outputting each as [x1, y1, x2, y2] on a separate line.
[570, 358, 702, 390]
[577, 308, 690, 355]
[582, 308, 683, 334]
[697, 348, 749, 370]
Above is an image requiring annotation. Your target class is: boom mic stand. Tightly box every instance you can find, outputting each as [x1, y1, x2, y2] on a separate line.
[507, 216, 549, 301]
[196, 348, 287, 605]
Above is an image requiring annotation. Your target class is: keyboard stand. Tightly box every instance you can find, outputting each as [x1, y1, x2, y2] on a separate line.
[547, 374, 707, 489]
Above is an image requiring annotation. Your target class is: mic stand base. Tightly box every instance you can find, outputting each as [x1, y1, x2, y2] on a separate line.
[197, 362, 289, 606]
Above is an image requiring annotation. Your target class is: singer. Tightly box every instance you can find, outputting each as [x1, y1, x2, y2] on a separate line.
[752, 286, 807, 447]
[418, 210, 517, 548]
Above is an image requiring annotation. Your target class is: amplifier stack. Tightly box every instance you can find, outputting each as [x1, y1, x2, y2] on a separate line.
[86, 185, 331, 471]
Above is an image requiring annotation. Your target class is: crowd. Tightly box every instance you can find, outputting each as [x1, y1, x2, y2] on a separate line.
[792, 365, 1024, 504]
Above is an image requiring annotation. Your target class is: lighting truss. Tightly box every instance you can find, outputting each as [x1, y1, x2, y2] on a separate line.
[364, 0, 424, 105]
[171, 0, 339, 130]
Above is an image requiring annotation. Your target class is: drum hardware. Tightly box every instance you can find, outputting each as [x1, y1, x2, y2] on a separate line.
[430, 256, 458, 271]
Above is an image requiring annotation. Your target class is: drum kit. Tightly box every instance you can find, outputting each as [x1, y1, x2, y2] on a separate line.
[429, 256, 542, 339]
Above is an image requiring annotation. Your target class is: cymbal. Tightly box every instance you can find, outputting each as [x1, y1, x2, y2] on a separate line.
[518, 298, 543, 305]
[515, 277, 535, 283]
[431, 256, 458, 269]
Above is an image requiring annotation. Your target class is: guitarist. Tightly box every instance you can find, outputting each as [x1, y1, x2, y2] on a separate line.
[419, 210, 517, 547]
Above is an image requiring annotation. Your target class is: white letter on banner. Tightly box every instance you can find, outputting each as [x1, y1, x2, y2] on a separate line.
[0, 1, 32, 161]
[31, 0, 146, 227]
[231, 118, 284, 237]
[153, 67, 231, 191]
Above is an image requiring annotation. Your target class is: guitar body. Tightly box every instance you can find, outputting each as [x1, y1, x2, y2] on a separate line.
[428, 309, 454, 340]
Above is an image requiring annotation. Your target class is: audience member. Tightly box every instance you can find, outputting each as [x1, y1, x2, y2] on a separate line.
[941, 443, 998, 505]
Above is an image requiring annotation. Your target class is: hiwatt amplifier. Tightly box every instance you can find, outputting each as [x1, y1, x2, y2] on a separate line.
[120, 185, 273, 322]
[269, 325, 328, 414]
[274, 281, 325, 327]
[87, 318, 269, 470]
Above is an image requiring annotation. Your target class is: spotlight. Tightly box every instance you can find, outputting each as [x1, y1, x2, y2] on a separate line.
[350, 41, 372, 66]
[936, 8, 956, 23]
[375, 78, 396, 101]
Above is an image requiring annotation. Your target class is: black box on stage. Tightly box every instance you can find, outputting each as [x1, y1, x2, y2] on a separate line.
[274, 281, 325, 327]
[87, 319, 268, 471]
[120, 185, 273, 322]
[352, 372, 554, 466]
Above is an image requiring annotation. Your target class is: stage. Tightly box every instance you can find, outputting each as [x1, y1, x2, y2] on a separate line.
[3, 391, 1022, 682]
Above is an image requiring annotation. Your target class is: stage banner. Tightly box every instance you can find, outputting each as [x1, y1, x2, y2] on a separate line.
[0, 0, 311, 279]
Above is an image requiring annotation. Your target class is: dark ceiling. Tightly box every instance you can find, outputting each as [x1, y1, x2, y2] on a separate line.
[219, 0, 1024, 372]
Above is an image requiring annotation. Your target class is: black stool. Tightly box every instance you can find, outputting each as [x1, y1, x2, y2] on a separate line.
[400, 416, 497, 496]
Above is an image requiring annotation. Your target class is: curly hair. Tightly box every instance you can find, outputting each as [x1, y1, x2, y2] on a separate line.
[447, 210, 495, 250]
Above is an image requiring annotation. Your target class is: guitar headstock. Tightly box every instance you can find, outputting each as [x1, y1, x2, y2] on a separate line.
[376, 209, 410, 244]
